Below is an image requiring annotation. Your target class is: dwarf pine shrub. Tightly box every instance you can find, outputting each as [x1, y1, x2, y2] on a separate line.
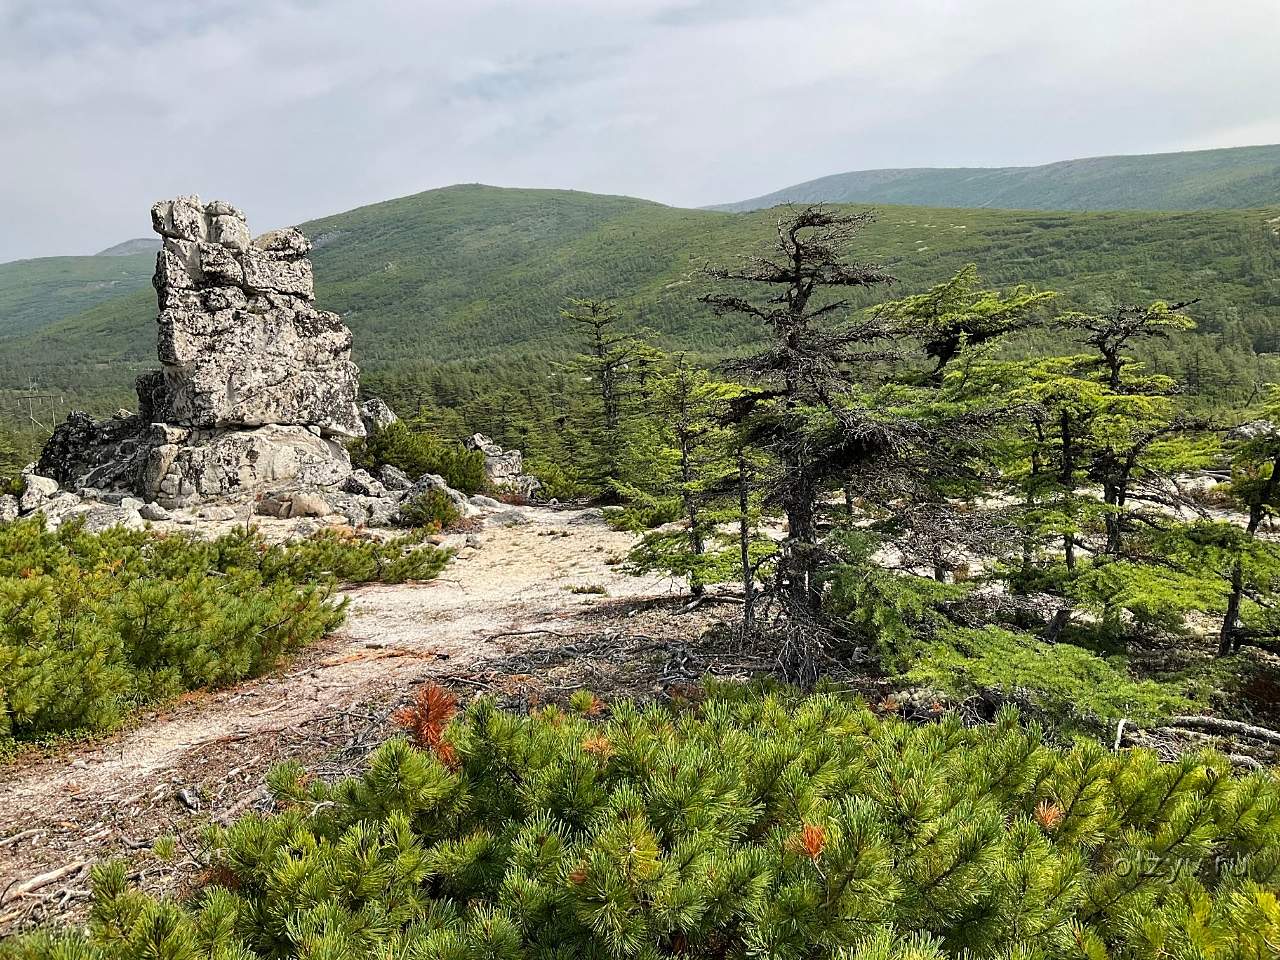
[352, 420, 486, 493]
[9, 685, 1278, 959]
[0, 519, 449, 743]
[397, 487, 462, 530]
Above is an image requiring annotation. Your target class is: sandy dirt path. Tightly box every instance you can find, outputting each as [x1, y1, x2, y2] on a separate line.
[0, 506, 686, 931]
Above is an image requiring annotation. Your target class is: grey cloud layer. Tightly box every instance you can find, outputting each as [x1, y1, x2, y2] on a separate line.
[2, 0, 1278, 260]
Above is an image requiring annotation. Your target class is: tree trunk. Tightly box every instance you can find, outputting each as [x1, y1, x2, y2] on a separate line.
[782, 475, 822, 613]
[1219, 561, 1243, 656]
[1219, 450, 1280, 656]
[679, 431, 705, 598]
[737, 447, 755, 634]
[1059, 410, 1076, 571]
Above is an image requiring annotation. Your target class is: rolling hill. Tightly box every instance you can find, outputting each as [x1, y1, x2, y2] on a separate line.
[0, 250, 155, 340]
[3, 184, 1279, 420]
[711, 144, 1280, 213]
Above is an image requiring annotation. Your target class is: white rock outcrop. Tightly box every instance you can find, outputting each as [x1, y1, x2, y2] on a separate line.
[36, 197, 367, 509]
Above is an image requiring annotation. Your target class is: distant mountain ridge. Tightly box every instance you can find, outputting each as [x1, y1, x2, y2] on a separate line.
[3, 184, 1278, 415]
[95, 238, 158, 257]
[710, 144, 1280, 213]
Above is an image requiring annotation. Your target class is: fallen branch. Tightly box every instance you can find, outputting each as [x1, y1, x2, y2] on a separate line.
[0, 829, 42, 848]
[1166, 715, 1280, 747]
[481, 628, 573, 640]
[318, 647, 443, 668]
[2, 860, 88, 904]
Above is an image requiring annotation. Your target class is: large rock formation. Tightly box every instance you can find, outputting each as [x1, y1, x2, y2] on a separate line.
[35, 196, 365, 509]
[147, 196, 362, 436]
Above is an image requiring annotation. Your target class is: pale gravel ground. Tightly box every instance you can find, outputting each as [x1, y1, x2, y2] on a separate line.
[0, 505, 682, 933]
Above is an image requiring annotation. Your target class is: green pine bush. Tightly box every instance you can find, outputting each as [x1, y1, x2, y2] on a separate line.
[397, 488, 462, 530]
[8, 686, 1278, 958]
[0, 519, 449, 744]
[351, 420, 486, 493]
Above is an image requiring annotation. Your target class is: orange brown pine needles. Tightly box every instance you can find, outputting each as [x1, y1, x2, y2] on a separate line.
[393, 682, 459, 766]
[1034, 799, 1065, 831]
[790, 823, 826, 861]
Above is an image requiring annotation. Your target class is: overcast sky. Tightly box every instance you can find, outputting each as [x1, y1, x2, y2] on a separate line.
[3, 0, 1279, 261]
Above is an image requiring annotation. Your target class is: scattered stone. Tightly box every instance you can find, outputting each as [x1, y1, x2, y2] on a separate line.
[378, 464, 412, 491]
[489, 509, 530, 527]
[175, 787, 201, 812]
[139, 502, 171, 521]
[343, 468, 389, 499]
[358, 397, 399, 435]
[1229, 419, 1276, 441]
[197, 505, 238, 522]
[38, 493, 88, 528]
[19, 474, 60, 513]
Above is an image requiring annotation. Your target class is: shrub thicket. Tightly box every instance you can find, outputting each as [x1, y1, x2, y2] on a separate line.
[0, 519, 449, 743]
[8, 686, 1278, 959]
[397, 487, 462, 530]
[352, 420, 486, 493]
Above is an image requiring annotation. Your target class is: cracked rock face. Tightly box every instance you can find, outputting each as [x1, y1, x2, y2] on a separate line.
[36, 196, 366, 509]
[148, 196, 363, 438]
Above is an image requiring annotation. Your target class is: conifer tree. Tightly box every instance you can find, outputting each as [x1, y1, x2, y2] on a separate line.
[561, 298, 661, 488]
[1215, 388, 1280, 654]
[622, 355, 746, 597]
[698, 206, 895, 623]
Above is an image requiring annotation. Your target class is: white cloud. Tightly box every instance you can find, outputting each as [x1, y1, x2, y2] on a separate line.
[1, 0, 1278, 260]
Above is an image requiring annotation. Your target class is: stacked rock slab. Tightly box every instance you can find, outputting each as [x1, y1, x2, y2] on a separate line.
[37, 196, 363, 509]
[148, 196, 362, 435]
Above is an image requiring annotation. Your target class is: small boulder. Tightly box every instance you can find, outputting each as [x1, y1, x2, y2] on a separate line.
[406, 473, 469, 514]
[140, 502, 171, 521]
[39, 493, 89, 528]
[489, 509, 529, 527]
[379, 464, 413, 491]
[256, 491, 330, 519]
[0, 495, 18, 523]
[469, 494, 504, 510]
[343, 468, 388, 498]
[83, 505, 146, 533]
[198, 504, 238, 521]
[19, 474, 60, 513]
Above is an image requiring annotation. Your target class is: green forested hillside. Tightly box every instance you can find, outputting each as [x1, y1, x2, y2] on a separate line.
[0, 250, 154, 339]
[712, 144, 1280, 213]
[3, 184, 1280, 417]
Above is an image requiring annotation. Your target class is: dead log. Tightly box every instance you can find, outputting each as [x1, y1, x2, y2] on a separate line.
[1166, 715, 1280, 747]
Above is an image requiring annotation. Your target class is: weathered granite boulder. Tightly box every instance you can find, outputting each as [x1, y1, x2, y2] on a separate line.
[256, 490, 333, 520]
[19, 473, 61, 513]
[464, 433, 542, 499]
[359, 397, 399, 435]
[35, 196, 365, 513]
[83, 504, 145, 533]
[378, 465, 413, 492]
[148, 198, 362, 438]
[145, 425, 352, 508]
[404, 473, 471, 516]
